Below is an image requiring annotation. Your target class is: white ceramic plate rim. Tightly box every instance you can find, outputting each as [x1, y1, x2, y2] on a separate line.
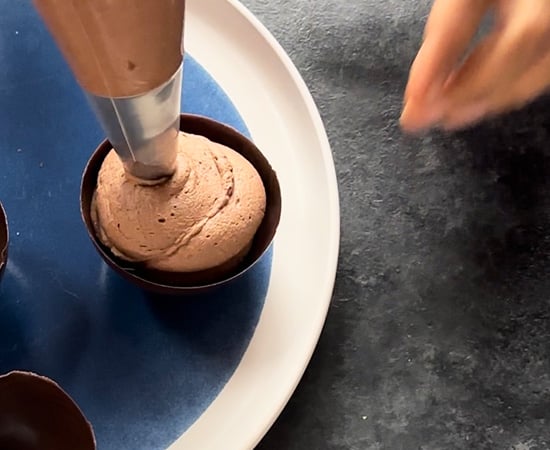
[170, 1, 340, 449]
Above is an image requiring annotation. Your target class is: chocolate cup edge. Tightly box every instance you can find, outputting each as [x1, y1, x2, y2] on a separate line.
[0, 201, 8, 280]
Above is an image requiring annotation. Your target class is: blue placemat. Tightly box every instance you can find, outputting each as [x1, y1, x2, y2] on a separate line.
[0, 2, 271, 449]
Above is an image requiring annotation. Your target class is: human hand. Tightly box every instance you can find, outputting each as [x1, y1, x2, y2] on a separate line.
[400, 0, 550, 132]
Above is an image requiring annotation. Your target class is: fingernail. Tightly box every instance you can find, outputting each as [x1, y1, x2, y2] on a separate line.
[400, 99, 444, 133]
[442, 102, 488, 130]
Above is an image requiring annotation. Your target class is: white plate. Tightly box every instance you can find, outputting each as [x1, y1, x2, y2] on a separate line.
[171, 0, 340, 448]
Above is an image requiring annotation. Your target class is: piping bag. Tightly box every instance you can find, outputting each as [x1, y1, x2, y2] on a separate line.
[33, 0, 186, 182]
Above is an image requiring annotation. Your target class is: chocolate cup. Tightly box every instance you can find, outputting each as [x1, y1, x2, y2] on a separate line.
[0, 202, 8, 282]
[81, 114, 282, 294]
[0, 371, 96, 450]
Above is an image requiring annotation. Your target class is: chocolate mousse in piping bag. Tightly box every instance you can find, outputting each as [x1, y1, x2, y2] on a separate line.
[33, 0, 185, 181]
[34, 0, 267, 274]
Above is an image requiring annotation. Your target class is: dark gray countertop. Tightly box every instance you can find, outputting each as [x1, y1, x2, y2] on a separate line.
[241, 1, 550, 449]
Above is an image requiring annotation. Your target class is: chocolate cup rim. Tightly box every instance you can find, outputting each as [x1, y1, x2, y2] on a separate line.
[0, 201, 8, 279]
[80, 113, 282, 294]
[0, 370, 96, 450]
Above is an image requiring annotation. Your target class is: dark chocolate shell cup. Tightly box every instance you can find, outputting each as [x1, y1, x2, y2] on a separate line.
[0, 371, 96, 450]
[0, 201, 8, 282]
[81, 114, 281, 295]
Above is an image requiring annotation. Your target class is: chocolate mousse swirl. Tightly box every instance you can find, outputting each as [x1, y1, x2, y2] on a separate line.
[92, 133, 266, 273]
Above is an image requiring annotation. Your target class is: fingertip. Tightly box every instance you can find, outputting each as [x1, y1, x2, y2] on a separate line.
[399, 99, 444, 133]
[399, 102, 417, 132]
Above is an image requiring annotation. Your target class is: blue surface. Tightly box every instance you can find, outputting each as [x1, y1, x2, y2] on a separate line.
[0, 3, 271, 449]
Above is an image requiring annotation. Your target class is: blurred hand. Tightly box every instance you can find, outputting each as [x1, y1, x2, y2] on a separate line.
[400, 0, 550, 132]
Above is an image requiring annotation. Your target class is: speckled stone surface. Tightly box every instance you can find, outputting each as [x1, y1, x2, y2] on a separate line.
[244, 1, 550, 449]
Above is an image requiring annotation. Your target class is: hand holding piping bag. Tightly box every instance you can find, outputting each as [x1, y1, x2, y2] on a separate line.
[400, 0, 550, 132]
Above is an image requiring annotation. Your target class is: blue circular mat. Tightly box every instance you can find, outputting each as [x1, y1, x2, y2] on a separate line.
[0, 2, 271, 449]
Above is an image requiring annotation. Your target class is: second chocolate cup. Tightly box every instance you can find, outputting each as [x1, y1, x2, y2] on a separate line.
[81, 114, 281, 295]
[0, 371, 96, 450]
